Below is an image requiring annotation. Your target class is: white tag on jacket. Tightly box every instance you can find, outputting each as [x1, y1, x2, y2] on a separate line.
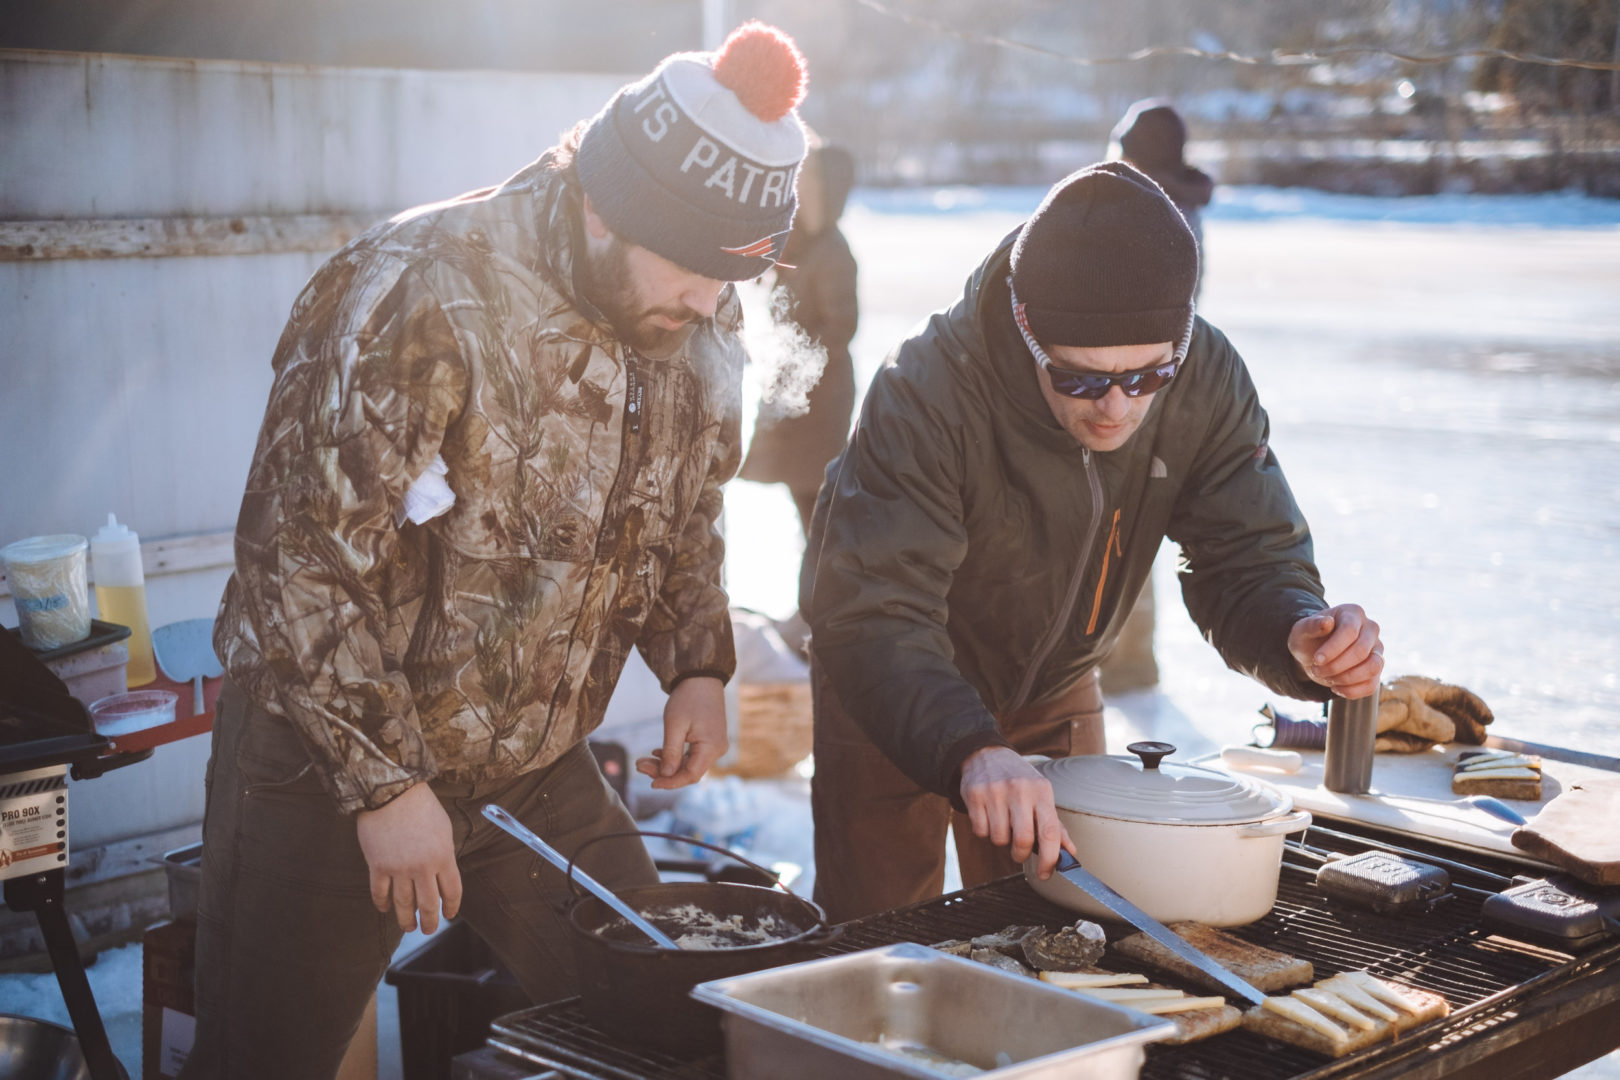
[398, 454, 456, 526]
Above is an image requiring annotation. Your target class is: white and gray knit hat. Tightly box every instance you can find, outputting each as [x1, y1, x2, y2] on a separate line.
[577, 22, 809, 281]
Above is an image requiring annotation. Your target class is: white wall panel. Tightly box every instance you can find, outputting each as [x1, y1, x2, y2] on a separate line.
[1, 49, 636, 848]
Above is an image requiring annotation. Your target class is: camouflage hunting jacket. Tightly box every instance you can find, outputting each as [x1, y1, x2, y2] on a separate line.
[215, 152, 744, 813]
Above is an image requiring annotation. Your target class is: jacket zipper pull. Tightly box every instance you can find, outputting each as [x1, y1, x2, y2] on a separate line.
[625, 359, 643, 435]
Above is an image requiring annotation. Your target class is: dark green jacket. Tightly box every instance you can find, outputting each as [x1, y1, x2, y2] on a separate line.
[801, 234, 1329, 799]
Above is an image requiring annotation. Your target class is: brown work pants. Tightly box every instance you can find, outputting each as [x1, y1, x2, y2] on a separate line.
[811, 662, 1105, 923]
[180, 681, 656, 1080]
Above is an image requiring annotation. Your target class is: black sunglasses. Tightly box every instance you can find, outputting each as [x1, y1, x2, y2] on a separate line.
[1010, 282, 1186, 400]
[1040, 353, 1182, 400]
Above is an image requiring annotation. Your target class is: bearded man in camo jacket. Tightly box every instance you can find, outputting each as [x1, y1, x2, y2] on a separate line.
[185, 24, 810, 1079]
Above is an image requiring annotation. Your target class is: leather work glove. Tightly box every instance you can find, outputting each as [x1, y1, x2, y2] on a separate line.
[1375, 675, 1494, 752]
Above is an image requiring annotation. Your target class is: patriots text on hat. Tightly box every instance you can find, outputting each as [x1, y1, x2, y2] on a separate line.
[576, 20, 810, 279]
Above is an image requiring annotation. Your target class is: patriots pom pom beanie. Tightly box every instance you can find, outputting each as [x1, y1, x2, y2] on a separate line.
[1010, 161, 1198, 348]
[577, 21, 809, 281]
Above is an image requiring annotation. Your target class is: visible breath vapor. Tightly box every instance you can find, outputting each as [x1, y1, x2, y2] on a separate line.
[747, 283, 829, 421]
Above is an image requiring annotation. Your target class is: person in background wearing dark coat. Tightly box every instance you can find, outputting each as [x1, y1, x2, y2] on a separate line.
[1108, 99, 1214, 284]
[739, 143, 860, 534]
[1099, 100, 1217, 692]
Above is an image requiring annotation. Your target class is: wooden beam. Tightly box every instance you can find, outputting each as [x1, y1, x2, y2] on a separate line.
[0, 212, 381, 261]
[0, 528, 234, 599]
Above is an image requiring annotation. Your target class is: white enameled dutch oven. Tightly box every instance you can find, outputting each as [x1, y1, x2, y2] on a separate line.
[1021, 740, 1311, 927]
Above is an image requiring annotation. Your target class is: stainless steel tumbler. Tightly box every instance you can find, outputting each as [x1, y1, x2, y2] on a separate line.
[1322, 690, 1379, 793]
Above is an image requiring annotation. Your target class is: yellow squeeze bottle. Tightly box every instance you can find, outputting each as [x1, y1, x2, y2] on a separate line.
[91, 513, 156, 686]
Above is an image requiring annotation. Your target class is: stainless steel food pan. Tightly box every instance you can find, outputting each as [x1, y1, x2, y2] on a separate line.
[691, 942, 1175, 1080]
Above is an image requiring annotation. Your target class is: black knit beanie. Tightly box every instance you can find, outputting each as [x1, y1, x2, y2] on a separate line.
[1010, 161, 1198, 347]
[577, 22, 809, 282]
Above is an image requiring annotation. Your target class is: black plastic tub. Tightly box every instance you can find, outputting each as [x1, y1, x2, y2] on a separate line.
[383, 921, 530, 1080]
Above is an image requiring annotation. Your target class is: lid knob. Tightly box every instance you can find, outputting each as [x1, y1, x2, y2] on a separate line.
[1127, 741, 1176, 770]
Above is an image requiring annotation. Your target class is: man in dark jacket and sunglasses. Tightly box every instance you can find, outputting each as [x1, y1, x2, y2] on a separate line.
[801, 162, 1384, 921]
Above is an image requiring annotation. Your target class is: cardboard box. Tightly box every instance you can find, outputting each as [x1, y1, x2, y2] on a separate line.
[142, 919, 376, 1080]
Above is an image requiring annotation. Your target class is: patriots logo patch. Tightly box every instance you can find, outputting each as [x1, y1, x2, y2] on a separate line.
[721, 229, 791, 262]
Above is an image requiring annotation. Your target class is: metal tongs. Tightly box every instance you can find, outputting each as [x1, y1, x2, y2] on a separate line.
[481, 803, 681, 949]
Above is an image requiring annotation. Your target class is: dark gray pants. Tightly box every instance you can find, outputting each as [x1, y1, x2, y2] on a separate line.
[179, 681, 656, 1080]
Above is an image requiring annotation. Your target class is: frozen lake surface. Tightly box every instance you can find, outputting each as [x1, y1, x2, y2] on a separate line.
[732, 184, 1620, 760]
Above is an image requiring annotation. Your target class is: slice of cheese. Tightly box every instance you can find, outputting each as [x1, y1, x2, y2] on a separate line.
[1038, 971, 1148, 989]
[1459, 749, 1519, 763]
[1320, 976, 1399, 1021]
[1076, 987, 1187, 1002]
[1458, 754, 1540, 772]
[1262, 996, 1349, 1046]
[1136, 996, 1229, 1015]
[1453, 767, 1540, 782]
[1293, 987, 1378, 1031]
[1341, 971, 1423, 1015]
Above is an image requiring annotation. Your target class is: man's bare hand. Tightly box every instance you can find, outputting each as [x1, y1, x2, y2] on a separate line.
[356, 781, 462, 934]
[1289, 603, 1384, 699]
[959, 746, 1075, 879]
[635, 676, 728, 790]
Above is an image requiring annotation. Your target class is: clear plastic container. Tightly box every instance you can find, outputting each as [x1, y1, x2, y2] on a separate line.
[90, 513, 155, 686]
[2, 533, 92, 650]
[89, 688, 177, 736]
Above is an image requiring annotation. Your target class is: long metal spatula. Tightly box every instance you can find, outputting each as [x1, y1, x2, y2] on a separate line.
[482, 803, 680, 949]
[1053, 850, 1267, 1006]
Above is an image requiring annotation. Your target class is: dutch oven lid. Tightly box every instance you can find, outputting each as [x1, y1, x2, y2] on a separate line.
[1039, 741, 1292, 825]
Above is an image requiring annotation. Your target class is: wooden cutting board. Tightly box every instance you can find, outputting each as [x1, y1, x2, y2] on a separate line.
[1509, 777, 1620, 885]
[1198, 737, 1620, 867]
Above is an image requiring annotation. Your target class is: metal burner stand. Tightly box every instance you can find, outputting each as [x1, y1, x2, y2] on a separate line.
[2, 627, 152, 1080]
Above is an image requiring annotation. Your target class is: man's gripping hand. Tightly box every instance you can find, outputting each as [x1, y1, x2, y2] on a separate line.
[356, 781, 463, 934]
[960, 746, 1076, 880]
[1288, 603, 1384, 699]
[636, 676, 729, 790]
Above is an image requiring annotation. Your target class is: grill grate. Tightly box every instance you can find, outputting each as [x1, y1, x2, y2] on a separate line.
[489, 824, 1619, 1080]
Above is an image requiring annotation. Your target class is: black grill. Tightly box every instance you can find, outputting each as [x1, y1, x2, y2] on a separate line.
[488, 824, 1620, 1080]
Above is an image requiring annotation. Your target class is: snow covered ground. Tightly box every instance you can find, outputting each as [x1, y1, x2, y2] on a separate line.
[6, 185, 1618, 1077]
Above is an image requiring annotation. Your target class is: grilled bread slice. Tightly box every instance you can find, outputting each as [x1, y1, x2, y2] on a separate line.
[1157, 994, 1244, 1044]
[1242, 971, 1450, 1058]
[1112, 922, 1314, 993]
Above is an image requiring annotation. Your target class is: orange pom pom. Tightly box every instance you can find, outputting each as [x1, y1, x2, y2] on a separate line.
[711, 21, 807, 123]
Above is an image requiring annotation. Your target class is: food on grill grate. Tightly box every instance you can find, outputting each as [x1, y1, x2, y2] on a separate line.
[936, 920, 1106, 973]
[968, 924, 1043, 956]
[1113, 922, 1314, 992]
[968, 947, 1037, 977]
[1037, 966, 1240, 1043]
[1065, 987, 1227, 1014]
[1019, 920, 1107, 970]
[1038, 970, 1147, 989]
[1159, 999, 1244, 1044]
[1452, 749, 1542, 800]
[1242, 971, 1450, 1057]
